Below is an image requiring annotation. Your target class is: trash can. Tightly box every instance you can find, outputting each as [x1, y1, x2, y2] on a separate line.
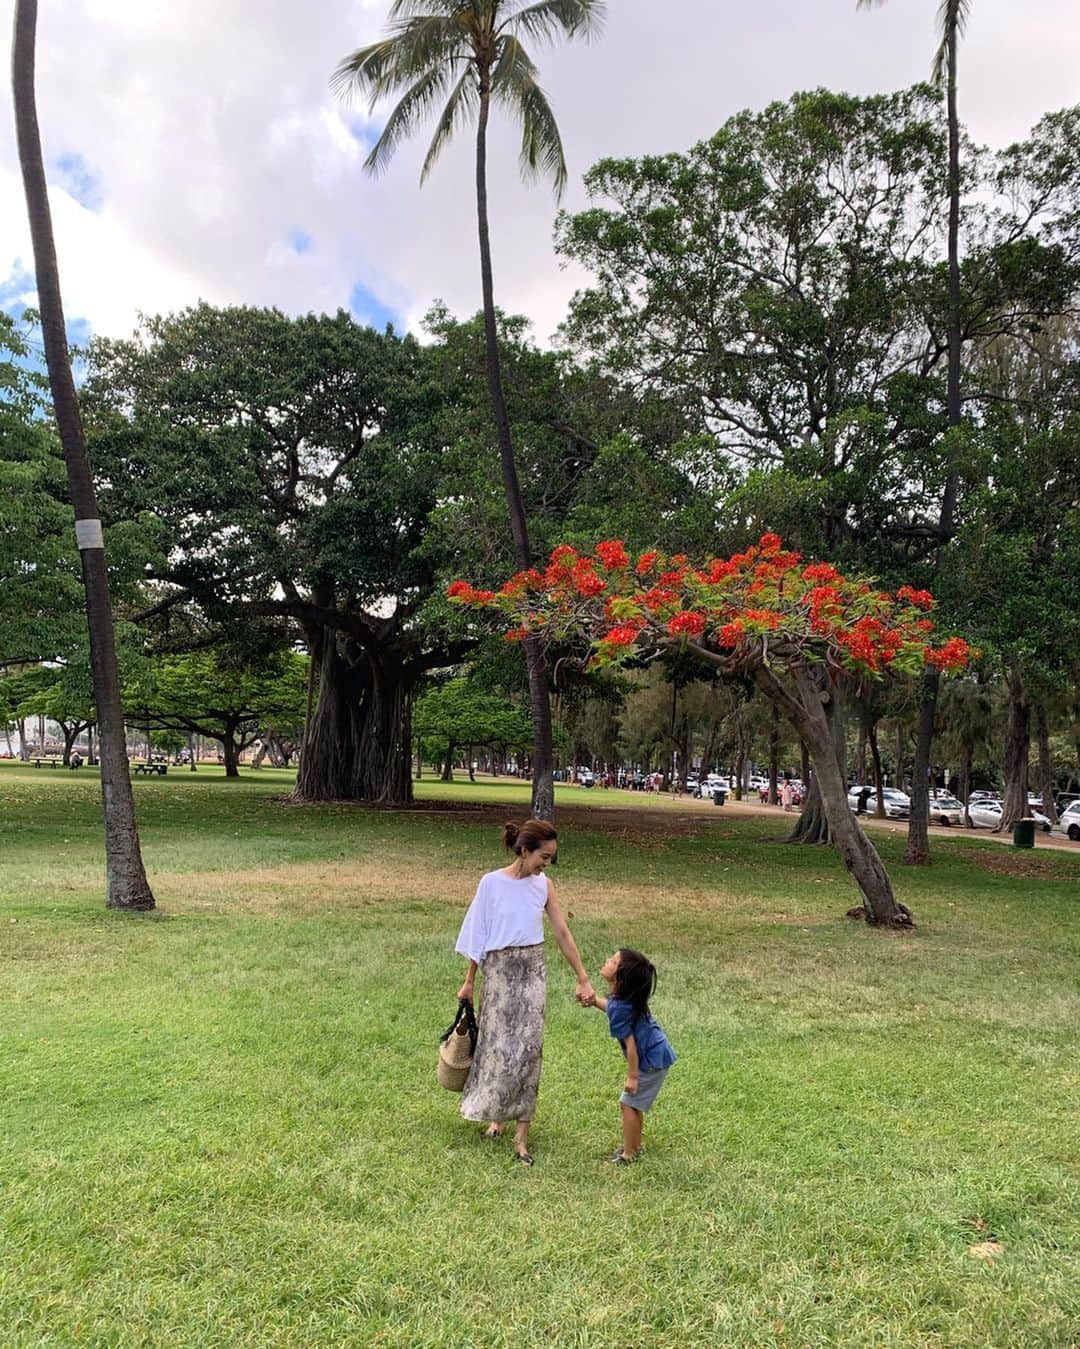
[712, 788, 726, 806]
[1013, 818, 1035, 849]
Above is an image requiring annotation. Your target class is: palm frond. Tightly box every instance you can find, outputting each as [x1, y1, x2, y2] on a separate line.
[492, 36, 567, 197]
[931, 0, 973, 86]
[330, 39, 401, 105]
[389, 0, 468, 18]
[363, 61, 458, 176]
[503, 0, 606, 45]
[420, 67, 479, 183]
[332, 17, 464, 107]
[854, 0, 888, 9]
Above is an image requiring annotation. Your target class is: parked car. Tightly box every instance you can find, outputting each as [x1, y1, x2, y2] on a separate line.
[1055, 800, 1080, 842]
[967, 800, 1053, 832]
[847, 785, 911, 819]
[968, 790, 1001, 805]
[928, 793, 966, 826]
[693, 773, 725, 799]
[576, 768, 595, 787]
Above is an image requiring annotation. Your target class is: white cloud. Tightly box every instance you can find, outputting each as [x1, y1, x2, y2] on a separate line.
[0, 0, 1077, 345]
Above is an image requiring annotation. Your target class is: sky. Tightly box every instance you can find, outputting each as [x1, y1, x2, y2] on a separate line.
[1, 0, 1078, 350]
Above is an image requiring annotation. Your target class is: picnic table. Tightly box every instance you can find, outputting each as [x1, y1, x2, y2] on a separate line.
[133, 762, 168, 776]
[32, 757, 63, 769]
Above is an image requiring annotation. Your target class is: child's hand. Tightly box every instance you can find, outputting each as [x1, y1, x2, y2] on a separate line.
[624, 1076, 639, 1095]
[580, 991, 596, 1007]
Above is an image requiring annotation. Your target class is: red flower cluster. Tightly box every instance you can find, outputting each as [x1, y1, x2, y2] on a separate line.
[595, 539, 630, 571]
[447, 535, 973, 682]
[925, 636, 972, 671]
[896, 585, 934, 611]
[668, 611, 706, 638]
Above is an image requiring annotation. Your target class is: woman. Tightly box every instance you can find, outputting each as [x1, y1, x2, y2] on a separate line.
[455, 818, 595, 1166]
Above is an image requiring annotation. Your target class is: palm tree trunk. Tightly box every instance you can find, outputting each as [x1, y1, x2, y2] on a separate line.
[904, 9, 964, 869]
[12, 0, 153, 910]
[1034, 702, 1057, 824]
[475, 72, 554, 821]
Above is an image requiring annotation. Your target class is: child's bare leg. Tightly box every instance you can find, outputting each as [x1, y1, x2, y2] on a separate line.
[514, 1119, 532, 1160]
[620, 1103, 643, 1158]
[484, 1120, 503, 1138]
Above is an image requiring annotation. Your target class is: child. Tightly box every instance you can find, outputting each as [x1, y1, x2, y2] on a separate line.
[588, 948, 676, 1164]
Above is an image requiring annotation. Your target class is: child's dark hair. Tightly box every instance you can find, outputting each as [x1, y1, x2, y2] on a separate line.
[613, 948, 657, 1022]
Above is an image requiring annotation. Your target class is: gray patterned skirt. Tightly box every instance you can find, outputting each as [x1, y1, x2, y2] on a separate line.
[460, 944, 546, 1123]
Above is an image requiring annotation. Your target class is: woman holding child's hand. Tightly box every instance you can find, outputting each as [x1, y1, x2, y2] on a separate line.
[454, 818, 594, 1166]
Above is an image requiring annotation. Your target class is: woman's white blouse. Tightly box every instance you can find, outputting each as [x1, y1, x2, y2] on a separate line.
[455, 869, 548, 963]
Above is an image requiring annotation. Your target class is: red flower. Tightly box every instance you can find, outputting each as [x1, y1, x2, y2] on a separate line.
[595, 539, 629, 571]
[759, 533, 782, 555]
[718, 620, 745, 646]
[897, 585, 935, 611]
[635, 550, 660, 576]
[802, 562, 841, 584]
[504, 627, 529, 643]
[599, 623, 641, 649]
[705, 559, 739, 583]
[668, 611, 706, 638]
[447, 580, 472, 601]
[744, 608, 782, 629]
[550, 544, 577, 563]
[644, 586, 679, 613]
[925, 636, 971, 671]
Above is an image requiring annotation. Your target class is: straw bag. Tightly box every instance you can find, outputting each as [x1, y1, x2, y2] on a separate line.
[438, 998, 478, 1092]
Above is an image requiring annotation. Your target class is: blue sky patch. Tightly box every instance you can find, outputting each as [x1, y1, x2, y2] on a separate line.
[289, 230, 314, 256]
[1, 263, 93, 385]
[348, 117, 381, 153]
[52, 153, 104, 213]
[349, 281, 399, 332]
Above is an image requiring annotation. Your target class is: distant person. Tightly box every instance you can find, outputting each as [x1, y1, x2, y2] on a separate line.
[583, 948, 676, 1166]
[781, 779, 794, 811]
[857, 786, 873, 815]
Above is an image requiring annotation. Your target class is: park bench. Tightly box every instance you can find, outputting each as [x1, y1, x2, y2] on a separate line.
[32, 757, 63, 769]
[133, 762, 168, 776]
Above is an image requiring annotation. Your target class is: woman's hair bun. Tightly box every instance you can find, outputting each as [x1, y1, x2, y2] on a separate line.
[502, 818, 558, 855]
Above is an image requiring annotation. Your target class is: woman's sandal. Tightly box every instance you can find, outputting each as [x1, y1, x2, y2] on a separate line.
[514, 1150, 534, 1166]
[483, 1126, 504, 1140]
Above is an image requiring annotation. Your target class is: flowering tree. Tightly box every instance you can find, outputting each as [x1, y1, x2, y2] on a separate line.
[450, 535, 973, 928]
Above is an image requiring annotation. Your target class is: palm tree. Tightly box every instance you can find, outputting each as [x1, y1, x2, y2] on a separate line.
[333, 0, 606, 821]
[11, 0, 155, 908]
[858, 0, 971, 863]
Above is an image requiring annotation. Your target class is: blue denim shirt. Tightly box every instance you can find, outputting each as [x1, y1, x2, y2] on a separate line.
[607, 997, 677, 1072]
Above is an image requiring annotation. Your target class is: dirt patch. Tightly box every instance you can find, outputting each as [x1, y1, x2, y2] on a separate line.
[966, 850, 1075, 880]
[150, 852, 745, 922]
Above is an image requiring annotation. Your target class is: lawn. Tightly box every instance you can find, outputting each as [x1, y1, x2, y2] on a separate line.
[1, 762, 1077, 1347]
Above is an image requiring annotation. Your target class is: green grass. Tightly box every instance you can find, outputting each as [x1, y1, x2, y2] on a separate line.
[1, 762, 1077, 1347]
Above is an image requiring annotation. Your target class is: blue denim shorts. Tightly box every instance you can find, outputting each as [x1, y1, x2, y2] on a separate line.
[619, 1067, 669, 1112]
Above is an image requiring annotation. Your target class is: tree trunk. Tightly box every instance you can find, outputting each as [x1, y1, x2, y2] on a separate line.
[768, 702, 779, 805]
[868, 720, 885, 817]
[221, 733, 240, 778]
[759, 666, 910, 926]
[187, 732, 197, 771]
[786, 680, 846, 845]
[1034, 702, 1057, 824]
[960, 743, 972, 826]
[998, 662, 1030, 831]
[61, 723, 78, 765]
[87, 723, 95, 765]
[475, 72, 553, 822]
[17, 718, 29, 761]
[292, 635, 414, 804]
[904, 672, 938, 864]
[251, 740, 269, 769]
[12, 0, 153, 909]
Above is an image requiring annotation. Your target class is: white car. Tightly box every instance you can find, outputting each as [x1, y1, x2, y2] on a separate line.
[928, 794, 966, 826]
[694, 774, 726, 799]
[1055, 801, 1080, 842]
[967, 800, 1053, 832]
[847, 785, 911, 819]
